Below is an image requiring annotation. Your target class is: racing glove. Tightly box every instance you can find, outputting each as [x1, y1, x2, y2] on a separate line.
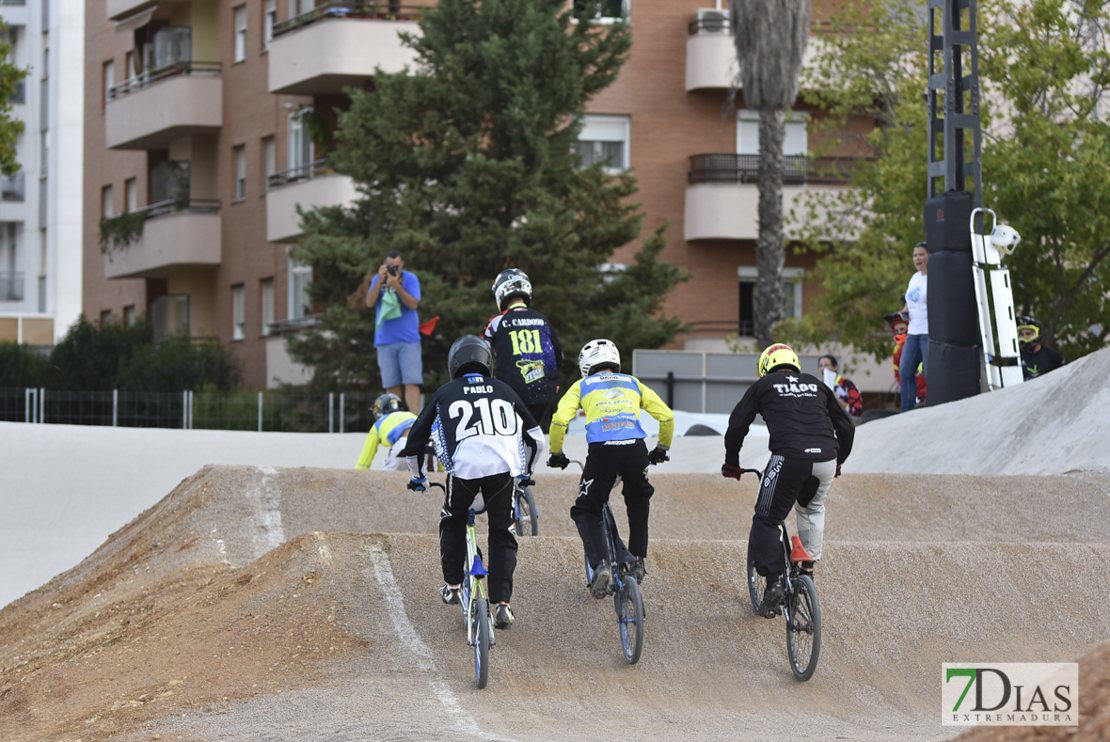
[647, 445, 670, 465]
[407, 476, 429, 492]
[721, 463, 743, 480]
[835, 464, 842, 478]
[547, 452, 570, 470]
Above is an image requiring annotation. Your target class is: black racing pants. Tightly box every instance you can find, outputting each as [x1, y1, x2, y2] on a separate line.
[750, 455, 834, 579]
[440, 472, 517, 604]
[570, 439, 654, 569]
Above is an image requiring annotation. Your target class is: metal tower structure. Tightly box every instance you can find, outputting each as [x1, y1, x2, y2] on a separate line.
[927, 0, 982, 205]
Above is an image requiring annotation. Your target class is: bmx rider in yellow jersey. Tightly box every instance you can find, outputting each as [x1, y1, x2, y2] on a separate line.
[547, 339, 674, 597]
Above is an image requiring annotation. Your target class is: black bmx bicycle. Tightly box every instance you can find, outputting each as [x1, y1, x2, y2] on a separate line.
[512, 477, 539, 536]
[583, 501, 646, 664]
[741, 468, 822, 682]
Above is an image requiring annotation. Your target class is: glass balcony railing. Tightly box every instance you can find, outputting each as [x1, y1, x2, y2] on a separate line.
[104, 197, 221, 223]
[1, 171, 24, 202]
[267, 157, 336, 189]
[8, 80, 25, 105]
[0, 272, 24, 302]
[687, 154, 868, 186]
[272, 2, 428, 38]
[106, 61, 221, 101]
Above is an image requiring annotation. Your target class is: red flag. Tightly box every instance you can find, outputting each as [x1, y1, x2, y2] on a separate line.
[419, 316, 440, 336]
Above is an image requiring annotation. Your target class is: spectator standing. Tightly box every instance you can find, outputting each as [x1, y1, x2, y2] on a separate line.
[817, 355, 862, 417]
[1016, 316, 1066, 381]
[900, 242, 929, 412]
[365, 251, 423, 413]
[885, 311, 926, 405]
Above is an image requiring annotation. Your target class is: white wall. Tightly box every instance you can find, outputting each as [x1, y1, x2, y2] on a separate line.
[50, 0, 85, 342]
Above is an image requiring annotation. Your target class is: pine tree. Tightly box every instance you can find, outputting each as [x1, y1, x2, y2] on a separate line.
[288, 0, 688, 392]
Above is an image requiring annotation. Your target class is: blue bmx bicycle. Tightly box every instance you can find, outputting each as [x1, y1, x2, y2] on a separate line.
[429, 481, 496, 688]
[567, 461, 646, 665]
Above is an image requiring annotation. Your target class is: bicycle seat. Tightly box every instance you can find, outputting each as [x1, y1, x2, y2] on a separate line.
[789, 535, 813, 563]
[469, 492, 488, 515]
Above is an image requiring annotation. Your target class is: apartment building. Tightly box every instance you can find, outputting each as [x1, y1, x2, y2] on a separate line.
[0, 0, 84, 346]
[84, 0, 876, 391]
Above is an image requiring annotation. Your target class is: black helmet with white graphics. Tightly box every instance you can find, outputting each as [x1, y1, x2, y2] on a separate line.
[493, 269, 532, 312]
[578, 339, 621, 377]
[448, 335, 493, 378]
[372, 392, 403, 420]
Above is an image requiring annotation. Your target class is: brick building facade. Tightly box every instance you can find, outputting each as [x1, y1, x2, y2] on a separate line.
[84, 1, 875, 391]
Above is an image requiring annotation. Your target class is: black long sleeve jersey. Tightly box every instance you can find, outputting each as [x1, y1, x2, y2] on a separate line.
[481, 306, 563, 406]
[400, 373, 546, 480]
[724, 370, 855, 466]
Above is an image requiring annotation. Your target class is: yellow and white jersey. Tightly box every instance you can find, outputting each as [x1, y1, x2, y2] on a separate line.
[549, 372, 674, 452]
[355, 411, 417, 470]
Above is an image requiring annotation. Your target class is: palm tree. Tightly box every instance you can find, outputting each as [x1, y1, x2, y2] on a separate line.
[730, 0, 811, 348]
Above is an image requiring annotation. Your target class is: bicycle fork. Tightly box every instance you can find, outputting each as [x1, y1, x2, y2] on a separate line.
[463, 521, 495, 647]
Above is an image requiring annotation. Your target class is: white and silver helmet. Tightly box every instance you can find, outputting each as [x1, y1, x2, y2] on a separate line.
[578, 338, 620, 377]
[493, 269, 532, 312]
[990, 224, 1022, 255]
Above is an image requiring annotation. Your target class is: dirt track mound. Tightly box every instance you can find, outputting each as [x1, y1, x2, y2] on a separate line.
[1, 466, 1107, 741]
[851, 345, 1110, 476]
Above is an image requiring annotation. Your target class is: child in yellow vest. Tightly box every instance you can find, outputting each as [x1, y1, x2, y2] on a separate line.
[356, 393, 417, 471]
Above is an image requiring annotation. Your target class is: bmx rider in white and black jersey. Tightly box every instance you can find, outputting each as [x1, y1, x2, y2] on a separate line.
[401, 335, 545, 630]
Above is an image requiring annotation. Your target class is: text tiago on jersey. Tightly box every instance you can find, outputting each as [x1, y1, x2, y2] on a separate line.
[772, 381, 819, 396]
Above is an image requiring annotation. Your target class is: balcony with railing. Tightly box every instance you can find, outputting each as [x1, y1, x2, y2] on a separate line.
[0, 271, 24, 302]
[266, 158, 358, 242]
[685, 12, 826, 92]
[688, 154, 861, 185]
[268, 2, 426, 95]
[105, 62, 222, 150]
[686, 11, 738, 91]
[1, 171, 24, 202]
[8, 79, 24, 105]
[106, 0, 156, 21]
[684, 154, 864, 241]
[103, 199, 221, 280]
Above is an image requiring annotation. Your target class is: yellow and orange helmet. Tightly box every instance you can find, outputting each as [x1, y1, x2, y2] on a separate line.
[757, 343, 801, 377]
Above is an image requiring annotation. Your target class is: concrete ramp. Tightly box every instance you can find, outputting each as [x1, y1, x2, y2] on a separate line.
[851, 345, 1110, 476]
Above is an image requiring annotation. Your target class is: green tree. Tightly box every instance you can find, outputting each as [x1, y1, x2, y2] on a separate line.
[0, 21, 27, 176]
[288, 0, 689, 392]
[45, 316, 240, 391]
[785, 0, 1110, 363]
[0, 342, 50, 387]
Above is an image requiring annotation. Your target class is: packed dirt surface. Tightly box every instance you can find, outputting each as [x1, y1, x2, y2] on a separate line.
[1, 466, 1107, 741]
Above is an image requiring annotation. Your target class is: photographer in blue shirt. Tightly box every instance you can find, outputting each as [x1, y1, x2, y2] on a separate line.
[365, 251, 423, 413]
